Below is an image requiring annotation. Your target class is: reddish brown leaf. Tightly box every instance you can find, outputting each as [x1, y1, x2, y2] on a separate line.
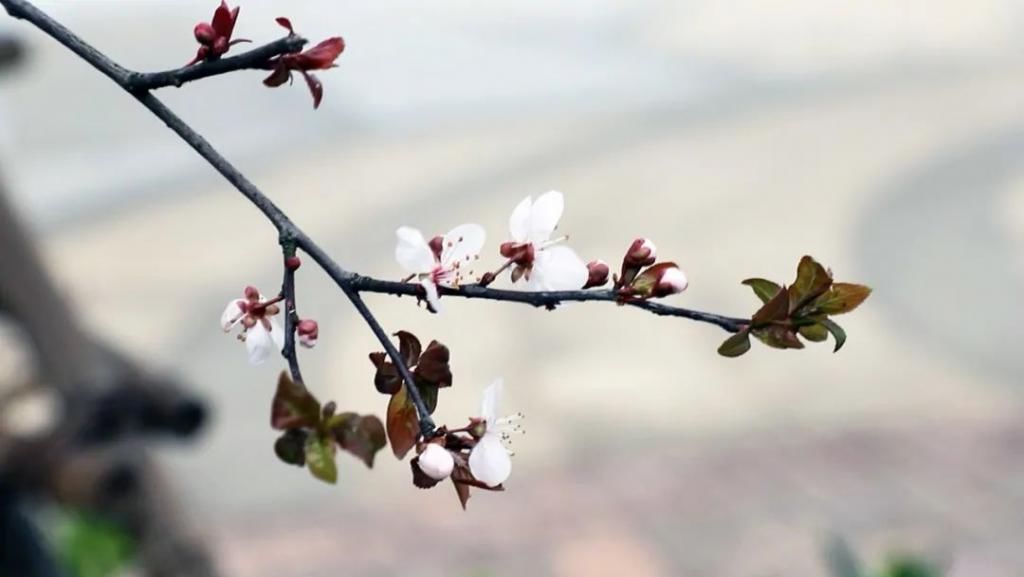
[812, 283, 872, 315]
[386, 385, 419, 459]
[752, 325, 804, 349]
[395, 331, 422, 367]
[751, 286, 790, 326]
[788, 256, 833, 312]
[271, 371, 321, 430]
[275, 17, 294, 33]
[273, 429, 307, 467]
[329, 413, 387, 468]
[262, 65, 291, 87]
[415, 340, 452, 388]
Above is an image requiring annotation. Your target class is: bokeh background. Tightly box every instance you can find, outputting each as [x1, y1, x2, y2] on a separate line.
[3, 1, 1024, 575]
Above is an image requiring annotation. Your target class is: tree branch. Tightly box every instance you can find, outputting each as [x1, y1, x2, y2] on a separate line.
[2, 0, 750, 439]
[279, 241, 304, 386]
[348, 275, 749, 333]
[125, 35, 307, 91]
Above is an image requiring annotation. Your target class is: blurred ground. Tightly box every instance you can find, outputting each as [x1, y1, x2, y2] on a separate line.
[3, 1, 1024, 576]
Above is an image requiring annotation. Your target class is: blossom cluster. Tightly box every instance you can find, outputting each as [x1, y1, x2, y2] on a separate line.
[395, 190, 690, 311]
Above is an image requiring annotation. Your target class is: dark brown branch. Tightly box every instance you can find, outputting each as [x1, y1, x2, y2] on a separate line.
[125, 35, 307, 91]
[279, 241, 304, 385]
[349, 276, 749, 333]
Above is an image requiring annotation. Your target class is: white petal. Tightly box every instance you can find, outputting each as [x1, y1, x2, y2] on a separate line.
[508, 196, 533, 242]
[527, 190, 564, 244]
[480, 378, 503, 425]
[469, 434, 512, 487]
[421, 279, 442, 313]
[440, 223, 486, 270]
[269, 317, 286, 352]
[528, 245, 588, 291]
[245, 323, 276, 365]
[395, 227, 437, 274]
[417, 444, 455, 480]
[220, 299, 245, 331]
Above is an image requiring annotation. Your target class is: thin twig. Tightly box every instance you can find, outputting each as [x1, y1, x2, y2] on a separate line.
[125, 35, 307, 91]
[279, 241, 304, 386]
[349, 276, 749, 333]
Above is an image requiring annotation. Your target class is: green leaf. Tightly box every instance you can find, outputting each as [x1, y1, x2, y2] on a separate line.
[752, 325, 804, 349]
[880, 554, 944, 577]
[751, 286, 790, 325]
[824, 536, 863, 577]
[57, 512, 134, 577]
[304, 432, 338, 484]
[798, 322, 829, 342]
[819, 317, 847, 352]
[271, 371, 322, 430]
[742, 278, 782, 304]
[789, 255, 832, 312]
[330, 412, 387, 468]
[812, 283, 872, 315]
[717, 330, 752, 357]
[273, 429, 308, 467]
[386, 384, 420, 459]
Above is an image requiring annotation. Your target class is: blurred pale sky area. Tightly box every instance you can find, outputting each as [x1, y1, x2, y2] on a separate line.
[2, 1, 1024, 576]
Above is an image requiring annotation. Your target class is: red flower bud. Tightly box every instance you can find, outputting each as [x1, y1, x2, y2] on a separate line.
[583, 260, 610, 289]
[193, 22, 217, 46]
[285, 256, 302, 270]
[624, 238, 657, 267]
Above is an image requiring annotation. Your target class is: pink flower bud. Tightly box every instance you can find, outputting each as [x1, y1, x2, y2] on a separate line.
[285, 256, 302, 270]
[243, 285, 260, 300]
[583, 260, 610, 289]
[624, 238, 657, 267]
[625, 262, 687, 299]
[296, 319, 319, 348]
[654, 265, 688, 296]
[193, 22, 217, 46]
[416, 443, 454, 480]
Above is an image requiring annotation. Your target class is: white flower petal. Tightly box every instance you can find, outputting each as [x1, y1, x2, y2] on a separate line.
[440, 223, 486, 270]
[269, 317, 286, 352]
[220, 299, 245, 331]
[417, 444, 455, 480]
[480, 378, 503, 425]
[508, 196, 533, 242]
[527, 245, 588, 291]
[527, 190, 564, 244]
[395, 226, 437, 274]
[421, 279, 442, 313]
[245, 323, 276, 365]
[469, 434, 512, 487]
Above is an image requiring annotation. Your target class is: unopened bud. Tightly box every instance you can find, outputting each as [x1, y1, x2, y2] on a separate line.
[297, 319, 319, 348]
[624, 238, 657, 267]
[285, 255, 302, 270]
[193, 22, 217, 46]
[211, 36, 229, 57]
[416, 443, 454, 480]
[583, 260, 610, 289]
[627, 262, 687, 299]
[243, 285, 260, 300]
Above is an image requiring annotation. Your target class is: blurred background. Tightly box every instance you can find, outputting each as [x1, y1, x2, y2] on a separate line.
[2, 1, 1024, 576]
